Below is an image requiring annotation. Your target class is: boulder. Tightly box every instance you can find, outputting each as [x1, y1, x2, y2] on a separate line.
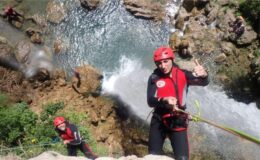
[176, 60, 196, 71]
[71, 65, 103, 96]
[206, 7, 218, 25]
[53, 38, 69, 54]
[220, 42, 234, 56]
[214, 53, 227, 63]
[0, 36, 12, 61]
[26, 27, 43, 44]
[79, 0, 100, 10]
[0, 36, 8, 44]
[251, 57, 260, 85]
[182, 0, 196, 12]
[236, 27, 257, 45]
[169, 32, 181, 50]
[183, 0, 209, 12]
[0, 42, 22, 71]
[15, 40, 31, 64]
[175, 16, 185, 30]
[123, 0, 165, 21]
[218, 0, 230, 6]
[46, 0, 67, 24]
[26, 14, 47, 27]
[28, 151, 175, 160]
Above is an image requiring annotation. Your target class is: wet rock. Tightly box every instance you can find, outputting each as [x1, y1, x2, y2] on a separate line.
[15, 40, 31, 64]
[169, 32, 181, 50]
[0, 42, 19, 70]
[220, 42, 234, 56]
[206, 7, 218, 25]
[0, 42, 12, 58]
[182, 0, 196, 12]
[235, 27, 257, 46]
[26, 27, 43, 44]
[218, 0, 230, 6]
[214, 53, 227, 63]
[71, 65, 103, 96]
[31, 68, 51, 82]
[251, 57, 260, 85]
[30, 33, 43, 44]
[79, 0, 100, 10]
[0, 36, 8, 44]
[216, 73, 229, 82]
[215, 9, 235, 32]
[26, 14, 48, 28]
[46, 0, 67, 24]
[11, 21, 23, 29]
[175, 16, 185, 30]
[53, 38, 68, 54]
[176, 60, 196, 71]
[123, 0, 165, 21]
[183, 0, 209, 12]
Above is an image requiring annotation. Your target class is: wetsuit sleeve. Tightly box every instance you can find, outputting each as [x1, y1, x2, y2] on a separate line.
[147, 74, 166, 109]
[184, 70, 209, 86]
[68, 125, 82, 145]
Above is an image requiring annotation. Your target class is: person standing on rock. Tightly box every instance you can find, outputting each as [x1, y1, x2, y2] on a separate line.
[53, 116, 98, 159]
[147, 47, 209, 160]
[2, 6, 23, 23]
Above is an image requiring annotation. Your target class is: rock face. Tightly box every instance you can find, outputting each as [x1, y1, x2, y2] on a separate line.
[0, 37, 13, 60]
[123, 0, 165, 21]
[46, 0, 67, 24]
[71, 65, 103, 96]
[79, 0, 100, 10]
[235, 27, 257, 45]
[28, 151, 175, 160]
[251, 57, 260, 86]
[182, 0, 209, 12]
[26, 27, 43, 44]
[15, 40, 31, 64]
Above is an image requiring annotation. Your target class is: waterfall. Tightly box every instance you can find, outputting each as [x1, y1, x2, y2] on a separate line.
[51, 0, 260, 159]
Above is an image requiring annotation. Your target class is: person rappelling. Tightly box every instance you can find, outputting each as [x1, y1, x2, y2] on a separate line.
[147, 46, 209, 160]
[53, 116, 98, 159]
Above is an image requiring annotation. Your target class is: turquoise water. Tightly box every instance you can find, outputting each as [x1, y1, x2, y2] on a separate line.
[50, 0, 260, 159]
[51, 0, 168, 73]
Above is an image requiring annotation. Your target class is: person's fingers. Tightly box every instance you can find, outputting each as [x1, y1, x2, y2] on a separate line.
[194, 59, 200, 66]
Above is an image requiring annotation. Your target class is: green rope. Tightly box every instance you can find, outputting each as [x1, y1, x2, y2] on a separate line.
[185, 100, 260, 145]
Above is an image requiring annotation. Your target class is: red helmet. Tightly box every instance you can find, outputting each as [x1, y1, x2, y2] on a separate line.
[53, 116, 65, 127]
[153, 46, 175, 62]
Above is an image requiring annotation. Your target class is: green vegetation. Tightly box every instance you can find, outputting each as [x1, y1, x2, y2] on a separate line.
[0, 93, 104, 159]
[239, 0, 260, 30]
[254, 49, 260, 58]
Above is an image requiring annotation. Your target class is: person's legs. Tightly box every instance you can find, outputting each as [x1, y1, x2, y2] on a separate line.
[79, 141, 98, 159]
[169, 130, 189, 160]
[148, 115, 167, 155]
[67, 145, 77, 156]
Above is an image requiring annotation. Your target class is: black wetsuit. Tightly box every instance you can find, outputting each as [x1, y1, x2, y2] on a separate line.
[147, 67, 209, 160]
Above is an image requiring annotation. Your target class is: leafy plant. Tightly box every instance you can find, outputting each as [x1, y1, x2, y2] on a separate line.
[0, 102, 38, 146]
[239, 0, 260, 30]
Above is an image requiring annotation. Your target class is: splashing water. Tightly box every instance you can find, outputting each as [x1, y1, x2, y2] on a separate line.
[50, 0, 260, 159]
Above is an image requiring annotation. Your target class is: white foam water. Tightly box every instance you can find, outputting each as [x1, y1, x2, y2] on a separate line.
[102, 57, 260, 159]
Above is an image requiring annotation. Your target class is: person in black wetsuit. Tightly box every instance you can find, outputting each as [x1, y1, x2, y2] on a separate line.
[147, 46, 209, 160]
[53, 116, 98, 159]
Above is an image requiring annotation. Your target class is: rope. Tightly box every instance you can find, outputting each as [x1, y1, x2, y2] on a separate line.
[145, 109, 154, 122]
[179, 102, 260, 146]
[0, 142, 58, 152]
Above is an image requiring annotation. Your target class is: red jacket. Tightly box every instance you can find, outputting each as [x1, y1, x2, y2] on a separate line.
[56, 122, 82, 145]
